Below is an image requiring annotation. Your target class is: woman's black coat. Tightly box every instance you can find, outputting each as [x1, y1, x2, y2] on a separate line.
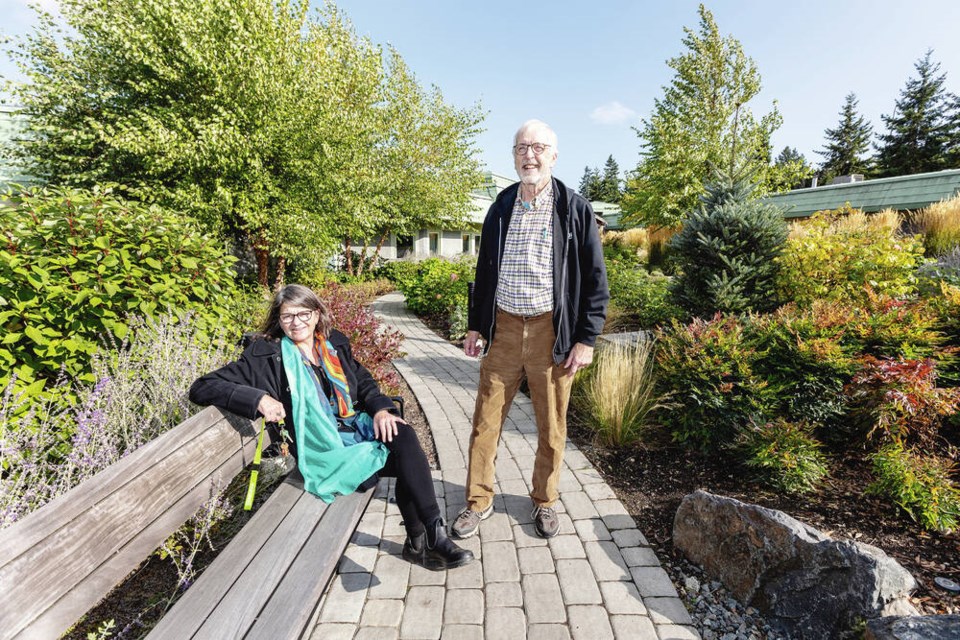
[189, 329, 396, 458]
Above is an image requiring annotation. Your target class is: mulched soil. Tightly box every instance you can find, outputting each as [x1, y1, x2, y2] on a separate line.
[564, 412, 960, 617]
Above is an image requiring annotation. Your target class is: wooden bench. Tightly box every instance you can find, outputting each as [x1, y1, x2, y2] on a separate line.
[0, 403, 386, 640]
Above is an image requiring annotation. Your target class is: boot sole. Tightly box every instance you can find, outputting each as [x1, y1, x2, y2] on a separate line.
[422, 552, 475, 571]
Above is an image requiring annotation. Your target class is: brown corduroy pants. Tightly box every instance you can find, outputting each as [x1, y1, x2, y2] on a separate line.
[465, 309, 574, 511]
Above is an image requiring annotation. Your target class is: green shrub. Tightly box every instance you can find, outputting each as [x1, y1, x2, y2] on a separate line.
[776, 207, 926, 307]
[400, 257, 475, 325]
[844, 291, 946, 360]
[572, 335, 673, 448]
[669, 172, 788, 317]
[868, 443, 960, 533]
[749, 303, 859, 426]
[605, 261, 682, 329]
[655, 314, 774, 450]
[1, 314, 237, 526]
[738, 419, 829, 494]
[376, 260, 421, 293]
[0, 186, 240, 394]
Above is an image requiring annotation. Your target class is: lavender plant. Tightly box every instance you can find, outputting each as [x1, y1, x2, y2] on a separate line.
[0, 315, 238, 528]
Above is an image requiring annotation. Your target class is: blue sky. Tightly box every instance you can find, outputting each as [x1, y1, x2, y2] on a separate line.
[3, 0, 960, 185]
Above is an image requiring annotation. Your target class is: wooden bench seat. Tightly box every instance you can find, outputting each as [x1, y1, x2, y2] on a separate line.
[147, 474, 375, 640]
[0, 406, 262, 640]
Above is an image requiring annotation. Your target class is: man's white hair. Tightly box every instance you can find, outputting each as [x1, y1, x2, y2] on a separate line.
[514, 119, 558, 150]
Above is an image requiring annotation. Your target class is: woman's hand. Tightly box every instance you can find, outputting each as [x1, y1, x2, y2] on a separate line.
[257, 395, 286, 423]
[373, 408, 403, 443]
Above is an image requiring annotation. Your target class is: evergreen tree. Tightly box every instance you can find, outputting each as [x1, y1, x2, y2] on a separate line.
[578, 165, 601, 199]
[818, 93, 873, 178]
[669, 169, 788, 317]
[597, 155, 622, 203]
[622, 4, 782, 229]
[875, 51, 955, 177]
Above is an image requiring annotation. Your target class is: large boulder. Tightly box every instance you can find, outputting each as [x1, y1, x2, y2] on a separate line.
[866, 615, 960, 640]
[674, 490, 918, 639]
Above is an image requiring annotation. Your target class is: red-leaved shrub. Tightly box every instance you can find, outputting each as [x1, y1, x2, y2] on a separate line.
[845, 356, 960, 448]
[320, 283, 404, 395]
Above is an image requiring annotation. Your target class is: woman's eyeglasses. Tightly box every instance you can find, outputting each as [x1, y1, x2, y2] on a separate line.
[279, 310, 315, 324]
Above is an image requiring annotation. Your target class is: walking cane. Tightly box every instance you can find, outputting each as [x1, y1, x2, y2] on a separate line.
[243, 417, 274, 511]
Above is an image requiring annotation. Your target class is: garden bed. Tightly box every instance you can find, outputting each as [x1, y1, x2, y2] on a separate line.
[565, 412, 960, 617]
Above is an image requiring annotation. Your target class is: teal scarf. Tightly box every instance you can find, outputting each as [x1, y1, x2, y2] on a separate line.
[281, 337, 388, 502]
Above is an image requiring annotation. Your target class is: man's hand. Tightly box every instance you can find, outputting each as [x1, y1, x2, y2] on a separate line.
[257, 395, 286, 423]
[373, 408, 403, 443]
[562, 343, 594, 377]
[464, 330, 484, 358]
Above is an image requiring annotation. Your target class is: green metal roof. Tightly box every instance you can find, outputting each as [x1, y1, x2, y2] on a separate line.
[765, 169, 960, 219]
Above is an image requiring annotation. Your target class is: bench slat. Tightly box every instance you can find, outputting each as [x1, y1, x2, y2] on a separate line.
[0, 406, 239, 565]
[145, 476, 313, 640]
[18, 450, 256, 640]
[192, 489, 331, 639]
[246, 488, 374, 640]
[0, 407, 260, 640]
[147, 480, 374, 640]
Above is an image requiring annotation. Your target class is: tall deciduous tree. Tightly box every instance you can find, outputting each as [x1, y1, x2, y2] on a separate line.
[875, 51, 956, 177]
[818, 93, 873, 179]
[621, 4, 782, 229]
[3, 0, 483, 287]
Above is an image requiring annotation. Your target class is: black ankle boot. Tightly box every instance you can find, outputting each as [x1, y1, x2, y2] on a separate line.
[422, 518, 474, 571]
[402, 530, 426, 565]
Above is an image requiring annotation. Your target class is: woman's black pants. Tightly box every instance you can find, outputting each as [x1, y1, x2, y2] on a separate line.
[375, 423, 440, 537]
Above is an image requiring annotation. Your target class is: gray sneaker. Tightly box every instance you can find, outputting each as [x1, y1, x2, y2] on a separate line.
[451, 504, 494, 539]
[532, 505, 560, 538]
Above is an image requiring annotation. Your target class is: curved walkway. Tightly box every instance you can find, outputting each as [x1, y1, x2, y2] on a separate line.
[310, 293, 699, 640]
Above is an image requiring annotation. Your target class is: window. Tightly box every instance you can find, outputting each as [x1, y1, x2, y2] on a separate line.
[396, 235, 413, 259]
[462, 234, 470, 254]
[474, 235, 481, 253]
[429, 232, 439, 255]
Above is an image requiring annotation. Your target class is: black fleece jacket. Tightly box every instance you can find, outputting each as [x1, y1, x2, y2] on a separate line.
[467, 177, 609, 364]
[189, 329, 396, 459]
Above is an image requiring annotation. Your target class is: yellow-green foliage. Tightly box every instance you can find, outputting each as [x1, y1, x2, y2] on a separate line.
[910, 195, 960, 257]
[869, 443, 960, 533]
[738, 419, 829, 494]
[0, 186, 240, 394]
[777, 206, 925, 307]
[573, 336, 672, 448]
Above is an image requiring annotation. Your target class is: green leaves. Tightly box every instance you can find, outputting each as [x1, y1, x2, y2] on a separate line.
[622, 5, 782, 229]
[0, 186, 241, 392]
[6, 0, 482, 288]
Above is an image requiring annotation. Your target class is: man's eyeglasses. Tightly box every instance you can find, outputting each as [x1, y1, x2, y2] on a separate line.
[279, 310, 315, 324]
[513, 143, 551, 156]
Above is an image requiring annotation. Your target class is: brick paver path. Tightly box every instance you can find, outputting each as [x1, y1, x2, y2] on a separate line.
[311, 293, 700, 640]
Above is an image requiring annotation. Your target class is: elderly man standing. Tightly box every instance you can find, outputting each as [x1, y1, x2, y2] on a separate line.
[453, 119, 609, 539]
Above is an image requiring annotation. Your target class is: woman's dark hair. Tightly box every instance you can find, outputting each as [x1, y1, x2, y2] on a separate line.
[261, 284, 333, 340]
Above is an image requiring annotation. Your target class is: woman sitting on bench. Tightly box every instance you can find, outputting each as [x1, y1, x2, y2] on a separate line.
[190, 284, 474, 571]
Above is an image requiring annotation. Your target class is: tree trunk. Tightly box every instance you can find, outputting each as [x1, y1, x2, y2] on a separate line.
[273, 256, 286, 291]
[344, 235, 354, 276]
[254, 228, 270, 289]
[355, 236, 373, 279]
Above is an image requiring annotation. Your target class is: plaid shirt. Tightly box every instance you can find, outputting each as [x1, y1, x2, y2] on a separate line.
[496, 184, 554, 316]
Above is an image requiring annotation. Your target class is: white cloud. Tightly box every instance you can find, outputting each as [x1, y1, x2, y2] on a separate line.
[589, 101, 637, 126]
